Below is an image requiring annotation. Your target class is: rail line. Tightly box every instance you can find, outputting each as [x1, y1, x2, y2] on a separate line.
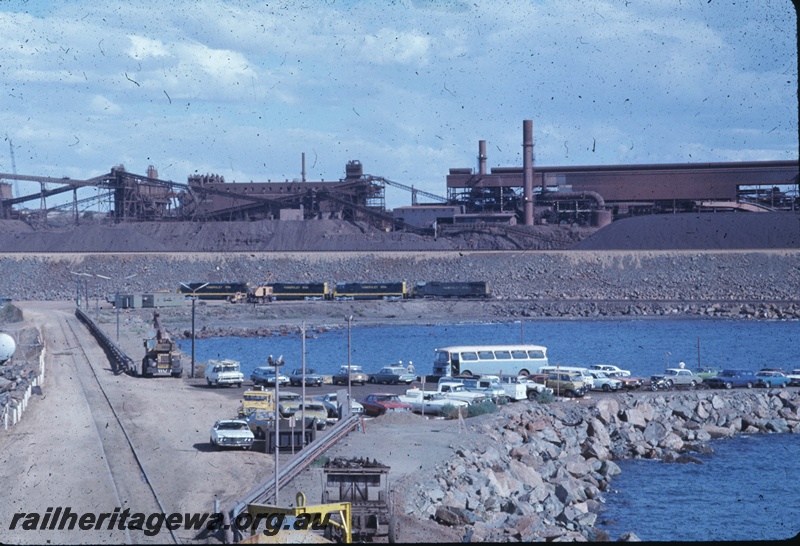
[58, 312, 179, 544]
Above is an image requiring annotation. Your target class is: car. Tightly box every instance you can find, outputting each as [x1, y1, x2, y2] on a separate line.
[587, 370, 623, 392]
[314, 392, 365, 417]
[331, 365, 370, 386]
[294, 401, 329, 430]
[607, 372, 644, 389]
[755, 370, 791, 388]
[245, 410, 276, 439]
[359, 393, 413, 417]
[288, 368, 324, 387]
[204, 359, 244, 387]
[277, 391, 303, 416]
[210, 419, 255, 450]
[497, 374, 553, 401]
[650, 367, 702, 389]
[399, 388, 469, 416]
[705, 369, 757, 389]
[695, 367, 721, 380]
[460, 376, 509, 403]
[785, 369, 800, 386]
[589, 364, 631, 377]
[250, 366, 289, 387]
[368, 365, 417, 385]
[544, 372, 588, 398]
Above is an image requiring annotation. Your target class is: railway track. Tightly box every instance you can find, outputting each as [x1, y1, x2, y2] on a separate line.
[56, 313, 179, 545]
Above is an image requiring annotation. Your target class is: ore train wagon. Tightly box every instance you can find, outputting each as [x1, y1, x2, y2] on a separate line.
[412, 281, 490, 299]
[267, 282, 329, 301]
[333, 282, 408, 301]
[178, 282, 250, 300]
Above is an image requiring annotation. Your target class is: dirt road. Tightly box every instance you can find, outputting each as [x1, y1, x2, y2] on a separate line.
[1, 303, 275, 544]
[1, 301, 471, 544]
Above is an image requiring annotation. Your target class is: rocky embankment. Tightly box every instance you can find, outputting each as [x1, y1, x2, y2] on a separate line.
[1, 251, 799, 321]
[403, 389, 800, 542]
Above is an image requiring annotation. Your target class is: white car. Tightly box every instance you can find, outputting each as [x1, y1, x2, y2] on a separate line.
[205, 359, 244, 387]
[587, 371, 624, 392]
[589, 364, 631, 377]
[210, 419, 255, 450]
[314, 392, 365, 417]
[785, 369, 800, 386]
[399, 388, 469, 416]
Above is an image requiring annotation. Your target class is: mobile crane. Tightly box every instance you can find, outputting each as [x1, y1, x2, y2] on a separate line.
[141, 311, 182, 377]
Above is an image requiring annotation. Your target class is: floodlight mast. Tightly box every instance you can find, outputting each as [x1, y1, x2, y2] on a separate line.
[180, 282, 209, 378]
[69, 271, 92, 308]
[95, 273, 137, 341]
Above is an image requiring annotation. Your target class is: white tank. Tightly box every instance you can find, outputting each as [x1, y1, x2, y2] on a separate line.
[0, 332, 16, 364]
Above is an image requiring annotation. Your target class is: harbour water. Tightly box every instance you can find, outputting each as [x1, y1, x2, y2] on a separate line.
[177, 318, 800, 380]
[597, 432, 800, 542]
[177, 318, 800, 542]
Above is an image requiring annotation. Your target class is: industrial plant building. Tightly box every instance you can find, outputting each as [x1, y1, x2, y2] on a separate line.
[2, 121, 797, 232]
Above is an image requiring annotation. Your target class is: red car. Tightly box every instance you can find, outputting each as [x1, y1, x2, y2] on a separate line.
[359, 393, 412, 417]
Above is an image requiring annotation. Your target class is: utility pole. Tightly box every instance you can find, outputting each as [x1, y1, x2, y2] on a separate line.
[268, 354, 285, 506]
[180, 282, 208, 378]
[346, 315, 353, 414]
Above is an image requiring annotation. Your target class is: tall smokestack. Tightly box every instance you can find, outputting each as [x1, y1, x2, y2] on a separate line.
[478, 140, 487, 175]
[302, 153, 306, 182]
[523, 120, 534, 225]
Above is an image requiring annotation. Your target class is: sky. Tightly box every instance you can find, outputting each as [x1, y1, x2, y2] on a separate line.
[0, 0, 797, 211]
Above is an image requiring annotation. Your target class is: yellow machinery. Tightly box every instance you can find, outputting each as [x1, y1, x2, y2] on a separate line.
[238, 387, 276, 418]
[239, 492, 351, 544]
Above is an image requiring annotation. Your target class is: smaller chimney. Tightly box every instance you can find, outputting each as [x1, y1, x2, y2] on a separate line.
[478, 140, 487, 175]
[523, 120, 534, 226]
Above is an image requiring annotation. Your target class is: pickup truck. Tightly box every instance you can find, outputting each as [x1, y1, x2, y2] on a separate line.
[205, 359, 244, 387]
[399, 388, 469, 415]
[458, 376, 510, 403]
[435, 381, 489, 405]
[498, 375, 553, 401]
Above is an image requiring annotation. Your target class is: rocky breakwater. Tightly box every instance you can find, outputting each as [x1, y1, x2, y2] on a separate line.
[403, 389, 800, 542]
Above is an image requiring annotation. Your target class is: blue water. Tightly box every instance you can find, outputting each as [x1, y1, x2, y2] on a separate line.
[176, 318, 800, 379]
[177, 318, 800, 542]
[598, 433, 800, 542]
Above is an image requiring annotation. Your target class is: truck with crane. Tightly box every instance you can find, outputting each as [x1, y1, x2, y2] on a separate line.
[141, 311, 182, 377]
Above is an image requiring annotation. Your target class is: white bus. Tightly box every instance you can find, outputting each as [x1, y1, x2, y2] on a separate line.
[432, 344, 548, 378]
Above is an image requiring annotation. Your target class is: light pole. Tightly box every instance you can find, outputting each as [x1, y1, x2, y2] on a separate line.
[69, 271, 91, 308]
[96, 273, 137, 341]
[346, 315, 353, 416]
[180, 282, 208, 378]
[301, 322, 306, 434]
[268, 354, 285, 505]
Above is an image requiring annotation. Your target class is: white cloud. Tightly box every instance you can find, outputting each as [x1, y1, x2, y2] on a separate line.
[0, 0, 795, 210]
[126, 35, 169, 60]
[359, 28, 432, 65]
[89, 95, 121, 115]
